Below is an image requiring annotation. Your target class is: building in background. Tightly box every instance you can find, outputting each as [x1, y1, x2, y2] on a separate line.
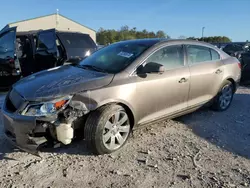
[6, 13, 96, 42]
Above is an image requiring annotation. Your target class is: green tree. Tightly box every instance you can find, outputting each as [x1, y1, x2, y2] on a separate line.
[156, 30, 166, 38]
[187, 36, 231, 43]
[97, 26, 168, 45]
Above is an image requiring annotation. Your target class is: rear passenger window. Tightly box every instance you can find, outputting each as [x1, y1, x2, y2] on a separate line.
[211, 49, 220, 60]
[146, 45, 184, 70]
[58, 33, 96, 49]
[187, 45, 211, 64]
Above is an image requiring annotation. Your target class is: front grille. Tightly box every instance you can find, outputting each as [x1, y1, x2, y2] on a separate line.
[6, 96, 17, 112]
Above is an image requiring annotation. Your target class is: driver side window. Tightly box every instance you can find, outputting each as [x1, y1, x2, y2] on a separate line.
[145, 45, 184, 70]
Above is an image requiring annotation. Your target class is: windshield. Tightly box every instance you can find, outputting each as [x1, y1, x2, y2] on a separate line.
[78, 41, 152, 73]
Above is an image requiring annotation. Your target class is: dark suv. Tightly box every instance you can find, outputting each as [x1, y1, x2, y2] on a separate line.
[0, 26, 97, 89]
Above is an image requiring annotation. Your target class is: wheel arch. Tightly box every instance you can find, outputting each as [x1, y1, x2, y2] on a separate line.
[226, 77, 237, 93]
[96, 100, 136, 129]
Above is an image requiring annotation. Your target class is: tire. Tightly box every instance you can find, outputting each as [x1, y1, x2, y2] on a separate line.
[84, 104, 131, 154]
[211, 80, 234, 111]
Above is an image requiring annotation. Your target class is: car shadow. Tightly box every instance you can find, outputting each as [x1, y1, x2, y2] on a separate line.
[0, 133, 94, 160]
[39, 138, 94, 156]
[176, 92, 250, 159]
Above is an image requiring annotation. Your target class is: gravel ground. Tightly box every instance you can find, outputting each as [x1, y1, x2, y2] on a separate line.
[1, 87, 250, 188]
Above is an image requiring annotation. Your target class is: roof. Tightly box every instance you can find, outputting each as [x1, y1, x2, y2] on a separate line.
[16, 29, 91, 36]
[117, 38, 167, 45]
[117, 38, 210, 45]
[8, 13, 96, 32]
[115, 38, 221, 50]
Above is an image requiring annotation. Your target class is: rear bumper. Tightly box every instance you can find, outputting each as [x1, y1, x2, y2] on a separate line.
[2, 108, 47, 155]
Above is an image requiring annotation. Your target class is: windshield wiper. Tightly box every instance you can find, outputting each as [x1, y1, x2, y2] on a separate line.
[77, 64, 108, 73]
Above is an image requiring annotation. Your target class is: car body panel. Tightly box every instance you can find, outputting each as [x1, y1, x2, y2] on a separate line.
[2, 107, 38, 153]
[187, 60, 224, 106]
[13, 65, 114, 101]
[134, 66, 190, 124]
[221, 57, 241, 84]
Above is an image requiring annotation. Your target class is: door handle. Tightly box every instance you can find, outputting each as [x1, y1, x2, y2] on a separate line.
[179, 78, 188, 83]
[215, 69, 222, 74]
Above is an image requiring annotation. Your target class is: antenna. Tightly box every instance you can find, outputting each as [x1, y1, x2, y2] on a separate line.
[56, 9, 59, 28]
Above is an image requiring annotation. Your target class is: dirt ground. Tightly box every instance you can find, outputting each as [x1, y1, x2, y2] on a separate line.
[1, 87, 250, 188]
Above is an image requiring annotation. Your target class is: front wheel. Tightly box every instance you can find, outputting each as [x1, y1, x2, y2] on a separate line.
[211, 81, 234, 111]
[84, 104, 131, 154]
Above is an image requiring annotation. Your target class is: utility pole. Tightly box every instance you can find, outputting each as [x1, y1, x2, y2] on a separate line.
[202, 27, 205, 38]
[56, 9, 59, 28]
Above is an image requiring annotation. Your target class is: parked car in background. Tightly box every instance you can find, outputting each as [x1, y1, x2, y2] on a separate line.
[0, 26, 97, 89]
[219, 42, 250, 83]
[222, 42, 246, 56]
[210, 42, 229, 50]
[2, 39, 241, 155]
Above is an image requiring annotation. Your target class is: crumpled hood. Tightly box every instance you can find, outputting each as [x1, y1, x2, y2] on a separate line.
[13, 65, 114, 101]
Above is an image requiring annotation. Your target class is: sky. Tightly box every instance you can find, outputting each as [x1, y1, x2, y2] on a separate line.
[0, 0, 249, 41]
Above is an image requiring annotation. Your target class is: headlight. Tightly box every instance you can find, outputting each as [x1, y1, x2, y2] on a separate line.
[22, 96, 72, 117]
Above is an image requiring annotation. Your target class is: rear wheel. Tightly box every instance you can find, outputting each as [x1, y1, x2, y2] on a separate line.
[211, 80, 234, 111]
[84, 104, 131, 154]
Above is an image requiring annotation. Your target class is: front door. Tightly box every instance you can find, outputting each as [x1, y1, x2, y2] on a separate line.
[0, 26, 20, 88]
[186, 45, 224, 107]
[35, 29, 58, 72]
[135, 45, 190, 124]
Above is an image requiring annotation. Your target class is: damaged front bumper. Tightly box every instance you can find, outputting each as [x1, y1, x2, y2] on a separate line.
[1, 90, 89, 156]
[2, 109, 48, 156]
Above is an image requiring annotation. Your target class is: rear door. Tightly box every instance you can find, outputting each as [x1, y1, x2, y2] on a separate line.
[0, 26, 17, 75]
[56, 32, 97, 63]
[35, 29, 58, 72]
[186, 45, 224, 107]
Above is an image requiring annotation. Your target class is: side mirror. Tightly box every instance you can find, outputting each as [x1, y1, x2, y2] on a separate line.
[137, 62, 165, 74]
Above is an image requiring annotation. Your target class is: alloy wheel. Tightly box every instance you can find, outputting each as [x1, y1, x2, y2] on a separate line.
[102, 111, 130, 150]
[219, 84, 233, 110]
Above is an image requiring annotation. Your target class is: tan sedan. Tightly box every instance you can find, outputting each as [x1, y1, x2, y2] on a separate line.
[2, 39, 241, 155]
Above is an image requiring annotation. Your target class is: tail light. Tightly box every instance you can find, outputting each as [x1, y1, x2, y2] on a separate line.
[8, 58, 15, 64]
[8, 58, 15, 68]
[238, 62, 241, 69]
